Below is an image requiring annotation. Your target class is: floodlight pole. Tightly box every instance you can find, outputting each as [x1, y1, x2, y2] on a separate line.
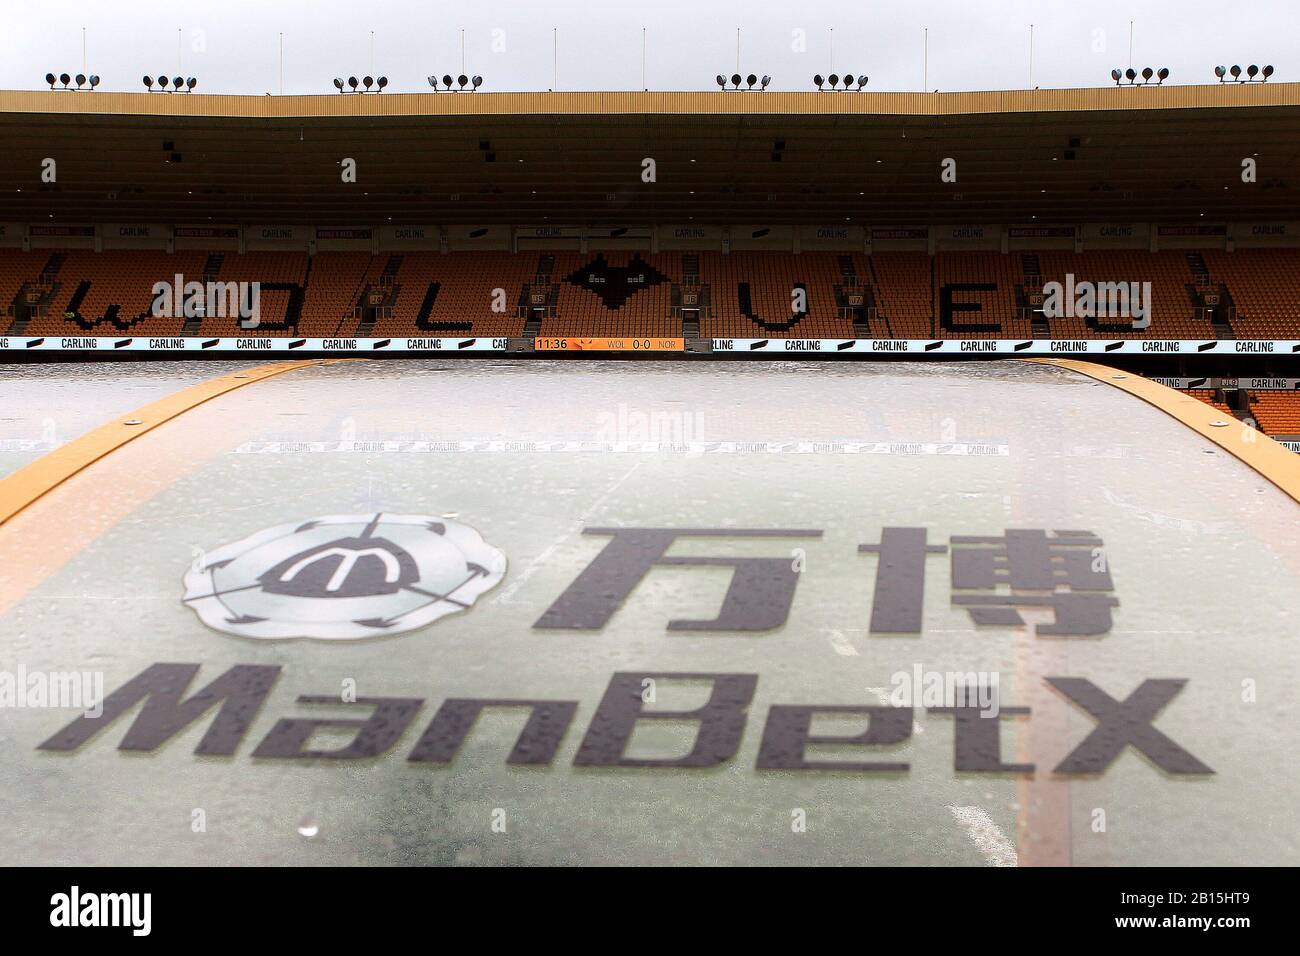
[1029, 23, 1034, 87]
[923, 28, 928, 91]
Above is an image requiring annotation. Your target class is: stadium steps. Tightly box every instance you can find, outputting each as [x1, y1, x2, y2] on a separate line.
[832, 282, 874, 336]
[1223, 386, 1255, 423]
[40, 252, 66, 282]
[333, 255, 379, 336]
[674, 256, 710, 332]
[515, 255, 557, 335]
[177, 254, 227, 332]
[1186, 252, 1237, 339]
[6, 280, 60, 334]
[351, 256, 404, 335]
[1021, 254, 1050, 337]
[864, 257, 896, 338]
[8, 253, 70, 330]
[1210, 291, 1237, 339]
[851, 306, 872, 338]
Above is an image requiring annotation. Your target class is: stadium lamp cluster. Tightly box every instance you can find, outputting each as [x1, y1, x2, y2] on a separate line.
[333, 76, 389, 93]
[813, 74, 869, 91]
[1215, 64, 1274, 83]
[144, 75, 197, 92]
[1110, 67, 1169, 86]
[427, 74, 483, 91]
[715, 73, 770, 91]
[45, 72, 99, 91]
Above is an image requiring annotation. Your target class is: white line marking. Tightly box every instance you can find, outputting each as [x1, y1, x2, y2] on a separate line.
[947, 805, 1019, 867]
[825, 629, 859, 656]
[492, 458, 645, 606]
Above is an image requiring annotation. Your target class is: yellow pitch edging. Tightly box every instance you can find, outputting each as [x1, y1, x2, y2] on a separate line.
[1026, 357, 1300, 505]
[0, 360, 339, 526]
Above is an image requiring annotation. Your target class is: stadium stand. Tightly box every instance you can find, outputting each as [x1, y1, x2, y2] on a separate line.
[1202, 249, 1300, 339]
[1179, 388, 1237, 418]
[1249, 392, 1300, 436]
[544, 251, 679, 339]
[1179, 386, 1300, 443]
[1035, 252, 1217, 339]
[863, 252, 934, 337]
[4, 247, 1300, 341]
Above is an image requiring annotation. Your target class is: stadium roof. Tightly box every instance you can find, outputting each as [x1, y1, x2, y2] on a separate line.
[2, 84, 1300, 226]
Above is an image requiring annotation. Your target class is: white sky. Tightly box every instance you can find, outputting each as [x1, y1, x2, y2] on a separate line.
[0, 0, 1292, 96]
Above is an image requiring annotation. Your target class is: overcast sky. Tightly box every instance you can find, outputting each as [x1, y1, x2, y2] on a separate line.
[0, 0, 1293, 96]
